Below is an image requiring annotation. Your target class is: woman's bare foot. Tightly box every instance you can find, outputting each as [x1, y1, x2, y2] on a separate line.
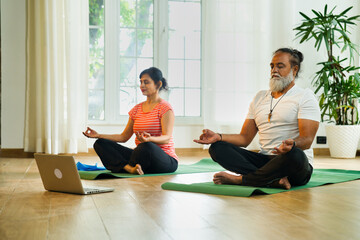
[213, 172, 242, 185]
[124, 164, 144, 175]
[269, 176, 291, 190]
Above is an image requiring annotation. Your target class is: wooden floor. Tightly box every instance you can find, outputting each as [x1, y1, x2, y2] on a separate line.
[1, 151, 360, 240]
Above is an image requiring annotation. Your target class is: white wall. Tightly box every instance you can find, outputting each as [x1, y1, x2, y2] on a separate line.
[1, 0, 26, 148]
[1, 0, 359, 150]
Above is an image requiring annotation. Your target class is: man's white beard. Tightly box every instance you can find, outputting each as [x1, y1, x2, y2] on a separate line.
[269, 69, 293, 92]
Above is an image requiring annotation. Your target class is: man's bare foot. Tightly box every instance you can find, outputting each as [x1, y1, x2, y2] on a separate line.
[134, 164, 144, 175]
[269, 176, 291, 190]
[213, 172, 242, 185]
[124, 164, 144, 175]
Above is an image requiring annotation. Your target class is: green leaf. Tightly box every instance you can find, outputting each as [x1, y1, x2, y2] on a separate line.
[328, 6, 337, 15]
[334, 28, 350, 42]
[312, 9, 322, 18]
[324, 4, 328, 15]
[339, 6, 353, 16]
[347, 15, 360, 21]
[316, 33, 323, 51]
[299, 12, 311, 21]
[315, 82, 322, 94]
[323, 34, 330, 53]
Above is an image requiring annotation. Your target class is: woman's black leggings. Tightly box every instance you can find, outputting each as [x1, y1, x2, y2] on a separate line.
[209, 141, 313, 187]
[93, 138, 178, 174]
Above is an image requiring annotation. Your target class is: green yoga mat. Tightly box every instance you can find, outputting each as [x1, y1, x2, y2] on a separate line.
[79, 158, 224, 180]
[161, 169, 360, 197]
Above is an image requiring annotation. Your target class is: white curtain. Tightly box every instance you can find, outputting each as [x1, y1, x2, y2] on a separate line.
[24, 0, 89, 154]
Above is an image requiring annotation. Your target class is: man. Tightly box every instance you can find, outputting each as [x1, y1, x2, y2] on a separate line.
[194, 48, 320, 189]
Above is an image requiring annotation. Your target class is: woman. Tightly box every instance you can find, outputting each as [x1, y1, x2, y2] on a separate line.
[83, 67, 178, 175]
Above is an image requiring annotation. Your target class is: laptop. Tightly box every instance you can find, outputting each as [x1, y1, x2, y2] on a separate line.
[34, 153, 114, 195]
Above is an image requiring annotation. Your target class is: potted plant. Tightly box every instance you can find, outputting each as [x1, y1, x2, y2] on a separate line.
[294, 5, 360, 158]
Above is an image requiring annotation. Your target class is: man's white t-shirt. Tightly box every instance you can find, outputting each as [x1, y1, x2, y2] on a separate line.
[246, 85, 320, 164]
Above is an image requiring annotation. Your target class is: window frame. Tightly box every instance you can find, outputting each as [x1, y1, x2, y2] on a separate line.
[88, 0, 203, 126]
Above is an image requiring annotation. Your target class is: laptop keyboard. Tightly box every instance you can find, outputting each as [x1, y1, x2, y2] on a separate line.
[83, 187, 99, 191]
[83, 186, 113, 194]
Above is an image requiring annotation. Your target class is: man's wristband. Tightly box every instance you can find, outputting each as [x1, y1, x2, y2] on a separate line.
[218, 133, 222, 141]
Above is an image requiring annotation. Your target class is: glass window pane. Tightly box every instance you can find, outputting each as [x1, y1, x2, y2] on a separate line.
[119, 87, 136, 115]
[185, 31, 200, 59]
[89, 0, 104, 26]
[169, 88, 184, 116]
[169, 0, 201, 118]
[137, 29, 153, 57]
[120, 58, 136, 86]
[89, 59, 104, 89]
[185, 60, 200, 88]
[168, 31, 184, 59]
[169, 2, 185, 31]
[120, 0, 136, 27]
[168, 60, 184, 88]
[184, 2, 201, 31]
[137, 0, 153, 28]
[119, 28, 136, 56]
[88, 90, 104, 120]
[137, 58, 154, 81]
[88, 0, 158, 119]
[185, 89, 201, 116]
[169, 1, 200, 31]
[89, 28, 104, 58]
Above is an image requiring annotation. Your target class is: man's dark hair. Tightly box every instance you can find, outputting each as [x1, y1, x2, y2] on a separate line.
[274, 48, 304, 78]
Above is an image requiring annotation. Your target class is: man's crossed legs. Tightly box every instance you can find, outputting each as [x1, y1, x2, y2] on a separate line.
[209, 141, 313, 189]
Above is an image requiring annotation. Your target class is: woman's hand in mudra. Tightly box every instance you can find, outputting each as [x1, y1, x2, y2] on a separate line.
[135, 132, 151, 143]
[82, 127, 100, 138]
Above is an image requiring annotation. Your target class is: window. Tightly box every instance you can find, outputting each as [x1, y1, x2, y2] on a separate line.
[118, 0, 154, 116]
[89, 0, 105, 120]
[88, 0, 201, 122]
[168, 0, 201, 117]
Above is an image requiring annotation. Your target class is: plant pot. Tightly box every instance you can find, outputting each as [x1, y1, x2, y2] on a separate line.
[325, 125, 360, 159]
